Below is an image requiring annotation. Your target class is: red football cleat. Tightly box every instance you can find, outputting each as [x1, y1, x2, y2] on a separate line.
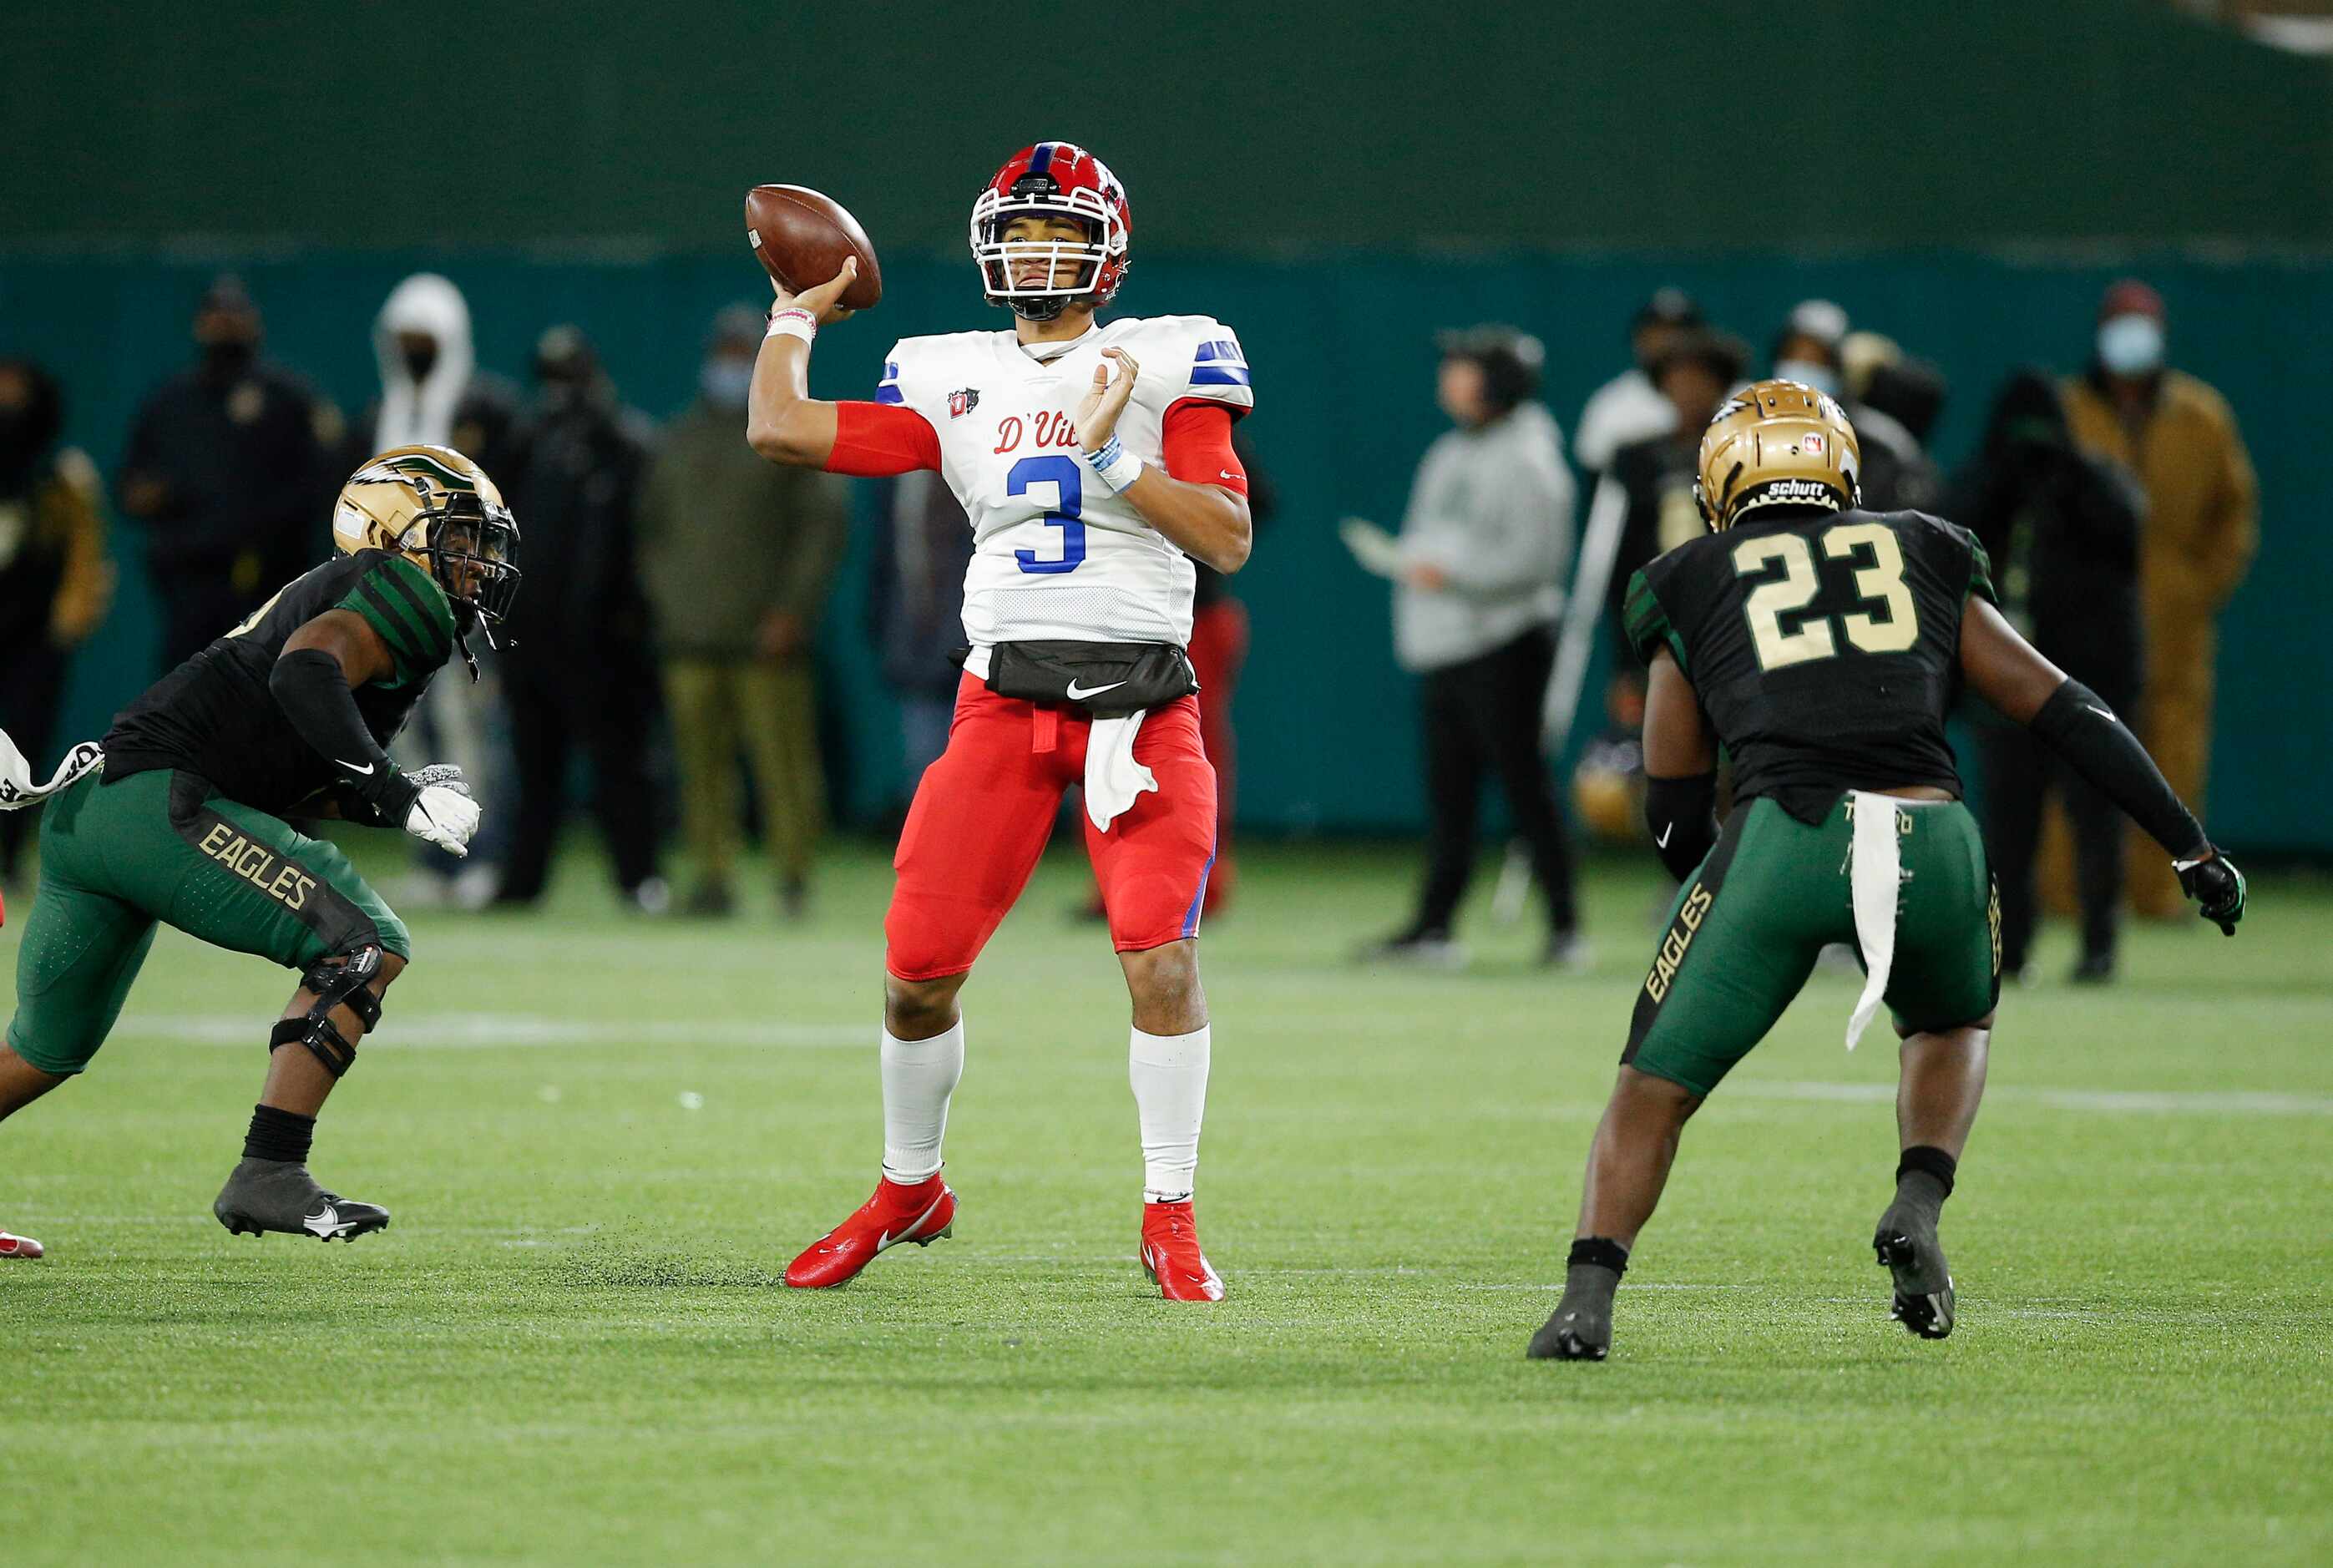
[784, 1175, 955, 1289]
[0, 1231, 43, 1260]
[1140, 1200, 1224, 1302]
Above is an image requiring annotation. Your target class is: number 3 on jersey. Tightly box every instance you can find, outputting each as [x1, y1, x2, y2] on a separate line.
[1010, 454, 1086, 575]
[1733, 520, 1919, 670]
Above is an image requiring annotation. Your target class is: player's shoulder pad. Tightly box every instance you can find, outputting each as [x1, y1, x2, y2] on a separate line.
[1881, 509, 1998, 601]
[878, 331, 995, 411]
[1119, 315, 1253, 412]
[340, 549, 458, 671]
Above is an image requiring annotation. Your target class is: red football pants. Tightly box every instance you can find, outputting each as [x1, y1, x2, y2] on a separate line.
[885, 675, 1219, 982]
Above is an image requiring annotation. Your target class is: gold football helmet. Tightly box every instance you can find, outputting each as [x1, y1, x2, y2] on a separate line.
[1693, 380, 1861, 530]
[332, 444, 521, 635]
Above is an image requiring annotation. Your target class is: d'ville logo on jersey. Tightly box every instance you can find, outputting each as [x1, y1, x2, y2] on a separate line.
[949, 388, 980, 420]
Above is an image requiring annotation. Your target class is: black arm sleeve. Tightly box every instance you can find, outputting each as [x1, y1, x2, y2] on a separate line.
[2028, 679, 2207, 859]
[1644, 771, 1719, 883]
[270, 649, 420, 821]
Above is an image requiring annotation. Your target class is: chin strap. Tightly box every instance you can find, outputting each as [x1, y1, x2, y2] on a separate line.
[267, 947, 386, 1078]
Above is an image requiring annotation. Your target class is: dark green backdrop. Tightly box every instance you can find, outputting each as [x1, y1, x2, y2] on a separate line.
[3, 249, 2321, 850]
[4, 2, 2324, 850]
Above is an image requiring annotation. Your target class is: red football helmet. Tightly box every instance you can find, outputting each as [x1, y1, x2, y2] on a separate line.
[968, 141, 1131, 320]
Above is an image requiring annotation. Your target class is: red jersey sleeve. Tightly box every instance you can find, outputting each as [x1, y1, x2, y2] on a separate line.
[827, 400, 942, 477]
[1160, 399, 1248, 495]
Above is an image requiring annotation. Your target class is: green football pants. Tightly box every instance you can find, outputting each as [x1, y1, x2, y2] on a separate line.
[6, 768, 407, 1076]
[1623, 794, 2000, 1097]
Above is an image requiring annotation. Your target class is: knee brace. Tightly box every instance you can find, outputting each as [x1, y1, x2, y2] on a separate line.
[268, 945, 387, 1079]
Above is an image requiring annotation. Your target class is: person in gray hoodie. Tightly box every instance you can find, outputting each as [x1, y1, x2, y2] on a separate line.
[347, 274, 522, 907]
[1359, 326, 1584, 967]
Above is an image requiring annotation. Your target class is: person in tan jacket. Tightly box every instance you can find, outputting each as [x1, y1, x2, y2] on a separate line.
[2061, 281, 2257, 919]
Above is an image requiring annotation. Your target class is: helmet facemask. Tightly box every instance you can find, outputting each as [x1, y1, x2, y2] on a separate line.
[408, 494, 522, 645]
[970, 185, 1121, 320]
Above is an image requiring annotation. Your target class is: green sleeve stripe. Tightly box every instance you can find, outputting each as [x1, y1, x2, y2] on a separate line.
[1622, 569, 1688, 675]
[1965, 535, 2001, 607]
[348, 579, 424, 665]
[372, 557, 455, 661]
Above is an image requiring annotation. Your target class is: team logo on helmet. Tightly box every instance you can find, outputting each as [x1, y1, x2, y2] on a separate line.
[332, 445, 523, 642]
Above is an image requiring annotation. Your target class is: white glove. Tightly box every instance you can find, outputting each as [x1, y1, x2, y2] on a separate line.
[406, 784, 483, 857]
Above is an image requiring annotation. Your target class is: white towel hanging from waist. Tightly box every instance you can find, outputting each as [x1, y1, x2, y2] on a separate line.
[1086, 711, 1156, 832]
[1844, 791, 1907, 1051]
[0, 731, 103, 812]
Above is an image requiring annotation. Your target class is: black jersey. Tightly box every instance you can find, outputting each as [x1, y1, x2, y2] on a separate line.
[104, 549, 459, 817]
[1623, 509, 1997, 824]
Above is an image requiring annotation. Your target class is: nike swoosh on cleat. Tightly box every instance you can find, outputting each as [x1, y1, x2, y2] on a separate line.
[874, 1192, 950, 1253]
[1065, 679, 1127, 701]
[303, 1206, 340, 1237]
[2085, 706, 2116, 721]
[1656, 823, 1673, 848]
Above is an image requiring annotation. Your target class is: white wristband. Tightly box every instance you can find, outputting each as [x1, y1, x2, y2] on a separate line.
[1083, 434, 1144, 494]
[765, 307, 817, 346]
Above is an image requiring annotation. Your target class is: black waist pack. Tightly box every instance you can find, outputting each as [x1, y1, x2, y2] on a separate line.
[980, 641, 1198, 718]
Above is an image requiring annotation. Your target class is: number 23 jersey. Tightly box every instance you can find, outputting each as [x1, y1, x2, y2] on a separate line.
[1623, 508, 1998, 824]
[876, 315, 1253, 656]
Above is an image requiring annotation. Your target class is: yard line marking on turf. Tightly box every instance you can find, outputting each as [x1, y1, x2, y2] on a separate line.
[114, 1013, 865, 1050]
[1733, 1080, 2333, 1116]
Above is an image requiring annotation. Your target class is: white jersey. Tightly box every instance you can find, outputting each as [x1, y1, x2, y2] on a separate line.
[877, 314, 1253, 660]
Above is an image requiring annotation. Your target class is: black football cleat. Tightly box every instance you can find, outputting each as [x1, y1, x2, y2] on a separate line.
[213, 1158, 390, 1243]
[1874, 1203, 1955, 1340]
[1526, 1289, 1614, 1361]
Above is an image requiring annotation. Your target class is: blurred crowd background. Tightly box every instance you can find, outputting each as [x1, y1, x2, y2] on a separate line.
[5, 3, 2327, 971]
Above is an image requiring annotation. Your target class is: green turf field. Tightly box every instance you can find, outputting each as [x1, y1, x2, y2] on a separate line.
[3, 837, 2327, 1565]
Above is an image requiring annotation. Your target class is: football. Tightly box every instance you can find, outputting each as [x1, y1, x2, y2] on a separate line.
[744, 185, 883, 311]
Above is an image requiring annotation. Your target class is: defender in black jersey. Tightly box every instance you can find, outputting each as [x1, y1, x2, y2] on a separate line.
[1527, 383, 2244, 1361]
[0, 446, 517, 1257]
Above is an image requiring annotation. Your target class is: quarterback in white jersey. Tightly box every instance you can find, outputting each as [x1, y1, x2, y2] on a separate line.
[877, 312, 1252, 660]
[746, 141, 1254, 1302]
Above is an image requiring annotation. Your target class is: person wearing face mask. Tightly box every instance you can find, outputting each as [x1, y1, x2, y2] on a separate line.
[0, 359, 114, 890]
[349, 273, 524, 908]
[491, 326, 667, 913]
[2060, 280, 2258, 920]
[117, 276, 343, 670]
[639, 306, 848, 918]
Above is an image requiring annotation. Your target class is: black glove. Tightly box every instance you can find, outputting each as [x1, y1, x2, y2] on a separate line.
[2175, 850, 2246, 937]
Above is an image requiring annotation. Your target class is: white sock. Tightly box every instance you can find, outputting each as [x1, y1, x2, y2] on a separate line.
[880, 1019, 964, 1184]
[1129, 1024, 1210, 1203]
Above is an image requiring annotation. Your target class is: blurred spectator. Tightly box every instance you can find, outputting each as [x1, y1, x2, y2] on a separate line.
[1572, 287, 1703, 475]
[868, 470, 974, 818]
[640, 306, 849, 918]
[1597, 328, 1748, 690]
[1838, 331, 1945, 513]
[493, 326, 665, 913]
[0, 359, 113, 888]
[117, 276, 342, 670]
[2059, 281, 2257, 918]
[1180, 427, 1276, 918]
[1954, 370, 2145, 982]
[1769, 298, 1849, 394]
[1359, 326, 1582, 967]
[356, 272, 525, 907]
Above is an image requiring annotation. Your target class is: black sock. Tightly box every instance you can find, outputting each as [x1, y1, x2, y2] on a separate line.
[1893, 1145, 1956, 1222]
[242, 1105, 315, 1165]
[1566, 1237, 1630, 1277]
